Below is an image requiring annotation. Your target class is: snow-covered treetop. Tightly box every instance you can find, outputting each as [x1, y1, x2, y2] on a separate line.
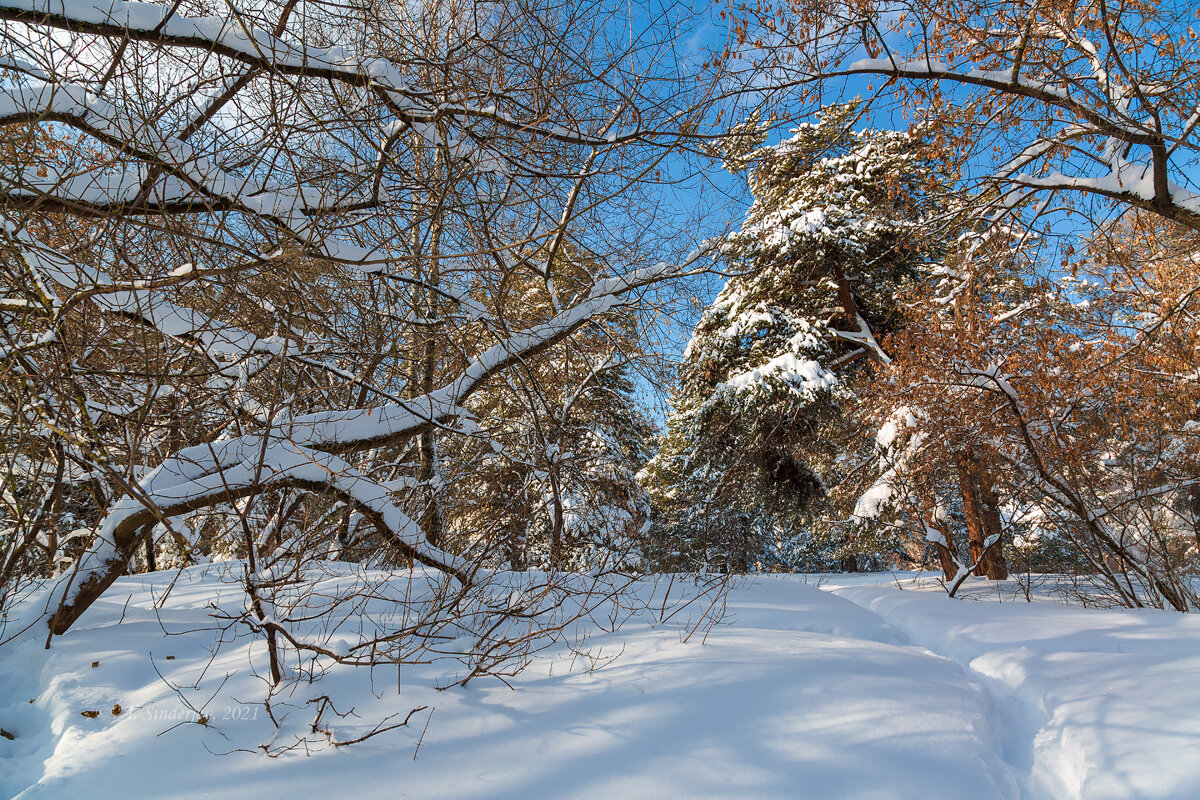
[680, 104, 943, 408]
[643, 106, 945, 570]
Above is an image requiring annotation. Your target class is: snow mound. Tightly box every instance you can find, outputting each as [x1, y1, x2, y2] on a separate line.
[2, 569, 1020, 799]
[832, 580, 1200, 800]
[3, 571, 1197, 799]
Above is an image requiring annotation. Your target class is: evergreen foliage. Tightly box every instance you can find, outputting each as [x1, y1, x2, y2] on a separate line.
[442, 248, 655, 571]
[644, 105, 945, 572]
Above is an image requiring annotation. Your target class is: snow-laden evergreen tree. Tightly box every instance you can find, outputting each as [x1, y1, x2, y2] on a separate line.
[643, 104, 945, 572]
[445, 359, 654, 572]
[440, 246, 656, 572]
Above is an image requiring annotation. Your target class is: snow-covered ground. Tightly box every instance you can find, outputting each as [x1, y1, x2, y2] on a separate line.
[2, 569, 1199, 799]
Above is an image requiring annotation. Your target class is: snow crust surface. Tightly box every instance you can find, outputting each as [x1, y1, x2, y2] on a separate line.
[2, 570, 1197, 799]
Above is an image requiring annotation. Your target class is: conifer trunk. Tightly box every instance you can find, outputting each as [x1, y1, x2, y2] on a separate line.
[924, 518, 959, 580]
[934, 542, 957, 581]
[956, 451, 1008, 580]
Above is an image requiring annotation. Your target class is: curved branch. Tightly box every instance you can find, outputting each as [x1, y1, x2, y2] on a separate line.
[46, 441, 468, 635]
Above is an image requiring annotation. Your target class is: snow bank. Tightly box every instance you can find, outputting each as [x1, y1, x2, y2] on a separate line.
[831, 580, 1200, 800]
[5, 570, 1197, 799]
[3, 570, 1017, 799]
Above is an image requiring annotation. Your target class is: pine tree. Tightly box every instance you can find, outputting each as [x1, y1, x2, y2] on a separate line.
[644, 104, 944, 572]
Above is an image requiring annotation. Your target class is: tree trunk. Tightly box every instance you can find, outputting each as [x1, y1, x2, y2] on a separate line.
[934, 542, 957, 580]
[1188, 488, 1200, 554]
[506, 520, 526, 572]
[143, 524, 156, 572]
[956, 451, 1008, 580]
[408, 135, 445, 549]
[924, 518, 958, 580]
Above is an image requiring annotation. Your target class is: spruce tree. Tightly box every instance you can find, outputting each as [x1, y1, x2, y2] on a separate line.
[643, 104, 944, 572]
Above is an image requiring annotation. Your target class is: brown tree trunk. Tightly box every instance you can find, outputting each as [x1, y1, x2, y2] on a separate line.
[143, 524, 156, 572]
[956, 452, 1008, 580]
[977, 486, 1008, 580]
[408, 146, 444, 550]
[924, 519, 958, 580]
[507, 520, 526, 572]
[934, 543, 957, 580]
